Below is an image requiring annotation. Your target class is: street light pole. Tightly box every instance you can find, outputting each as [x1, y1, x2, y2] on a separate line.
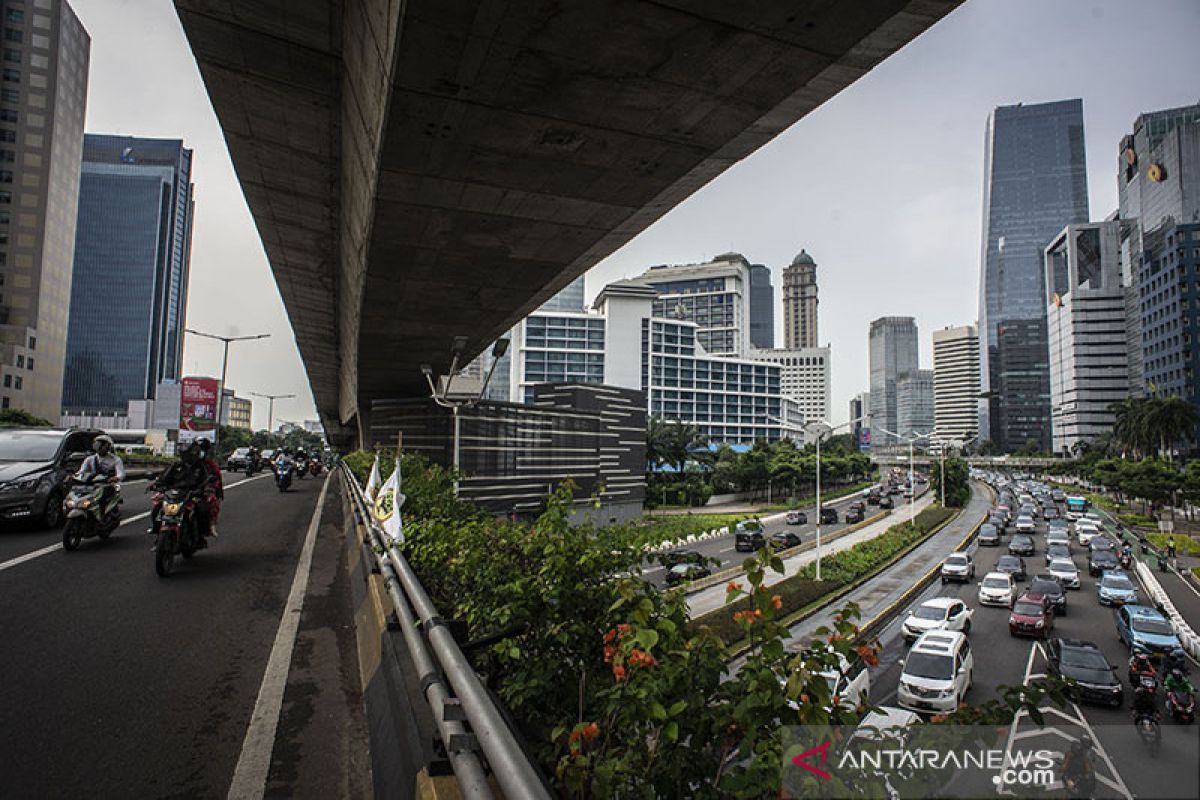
[874, 426, 931, 524]
[185, 329, 270, 447]
[248, 391, 296, 433]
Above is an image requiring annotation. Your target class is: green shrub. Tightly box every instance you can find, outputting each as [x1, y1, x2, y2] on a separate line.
[1148, 533, 1200, 556]
[1118, 512, 1157, 529]
[689, 575, 837, 645]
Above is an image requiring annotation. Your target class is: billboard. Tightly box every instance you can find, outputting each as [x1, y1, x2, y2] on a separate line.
[858, 428, 871, 452]
[179, 376, 219, 442]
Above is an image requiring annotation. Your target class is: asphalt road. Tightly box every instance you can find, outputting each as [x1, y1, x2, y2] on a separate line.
[866, 495, 1200, 800]
[0, 469, 355, 799]
[645, 479, 926, 587]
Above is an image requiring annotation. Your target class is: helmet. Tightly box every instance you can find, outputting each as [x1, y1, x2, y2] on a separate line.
[1078, 734, 1093, 748]
[178, 441, 198, 463]
[197, 438, 212, 453]
[92, 434, 114, 454]
[1171, 668, 1185, 681]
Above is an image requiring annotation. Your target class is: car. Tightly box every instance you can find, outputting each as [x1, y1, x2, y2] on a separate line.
[996, 554, 1027, 582]
[844, 507, 865, 524]
[848, 500, 866, 513]
[1116, 605, 1182, 655]
[1075, 522, 1101, 546]
[853, 706, 921, 742]
[1047, 558, 1081, 589]
[902, 597, 974, 643]
[1047, 517, 1069, 531]
[866, 494, 882, 506]
[770, 531, 802, 551]
[1042, 506, 1060, 520]
[1014, 516, 1035, 534]
[896, 631, 974, 714]
[978, 523, 1001, 546]
[1051, 489, 1066, 502]
[0, 427, 103, 529]
[878, 496, 894, 509]
[785, 510, 808, 526]
[734, 520, 766, 552]
[978, 572, 1016, 607]
[1045, 638, 1124, 707]
[1087, 549, 1120, 576]
[1088, 536, 1114, 552]
[1046, 528, 1071, 548]
[988, 513, 1008, 530]
[1044, 542, 1072, 565]
[1009, 592, 1054, 638]
[940, 553, 975, 583]
[1028, 574, 1067, 614]
[823, 652, 872, 710]
[659, 549, 705, 568]
[225, 446, 252, 470]
[1097, 570, 1139, 606]
[1008, 534, 1035, 556]
[903, 487, 914, 498]
[820, 508, 839, 524]
[664, 562, 712, 585]
[260, 448, 276, 463]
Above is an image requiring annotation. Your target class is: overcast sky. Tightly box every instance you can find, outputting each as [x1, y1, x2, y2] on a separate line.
[71, 0, 1200, 430]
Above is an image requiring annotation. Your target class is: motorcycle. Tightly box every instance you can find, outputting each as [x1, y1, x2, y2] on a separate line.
[245, 455, 260, 477]
[151, 488, 204, 577]
[274, 459, 294, 492]
[309, 458, 323, 477]
[61, 476, 122, 550]
[1062, 767, 1096, 799]
[1130, 652, 1158, 688]
[1134, 711, 1162, 756]
[1167, 687, 1196, 723]
[1119, 552, 1132, 570]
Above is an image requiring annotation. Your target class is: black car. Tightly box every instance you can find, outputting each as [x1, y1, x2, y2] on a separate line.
[1088, 549, 1120, 576]
[988, 513, 1007, 530]
[866, 494, 882, 506]
[1028, 575, 1067, 615]
[1008, 534, 1035, 557]
[996, 554, 1027, 582]
[1089, 536, 1114, 553]
[1042, 506, 1060, 520]
[1044, 542, 1071, 564]
[844, 508, 864, 524]
[1045, 638, 1123, 707]
[0, 427, 102, 529]
[820, 508, 839, 524]
[770, 531, 802, 551]
[659, 549, 704, 568]
[734, 523, 766, 552]
[878, 496, 894, 509]
[664, 562, 712, 586]
[978, 523, 1001, 546]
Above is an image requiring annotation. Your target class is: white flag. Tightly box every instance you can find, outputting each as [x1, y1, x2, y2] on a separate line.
[365, 454, 381, 500]
[373, 468, 405, 543]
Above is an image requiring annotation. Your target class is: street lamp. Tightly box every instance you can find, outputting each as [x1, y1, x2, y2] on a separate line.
[771, 413, 870, 581]
[185, 329, 270, 446]
[248, 391, 296, 433]
[873, 426, 931, 524]
[423, 338, 511, 487]
[929, 434, 978, 505]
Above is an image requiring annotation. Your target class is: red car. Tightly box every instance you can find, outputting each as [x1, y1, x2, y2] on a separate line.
[1009, 592, 1054, 638]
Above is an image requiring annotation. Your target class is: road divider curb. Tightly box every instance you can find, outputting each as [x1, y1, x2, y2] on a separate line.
[1135, 560, 1200, 661]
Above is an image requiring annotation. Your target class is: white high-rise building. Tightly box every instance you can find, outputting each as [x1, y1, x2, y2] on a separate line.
[635, 253, 752, 357]
[896, 370, 935, 439]
[932, 324, 980, 443]
[868, 317, 918, 447]
[748, 347, 830, 425]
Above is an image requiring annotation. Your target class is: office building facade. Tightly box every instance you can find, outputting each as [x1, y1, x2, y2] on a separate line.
[781, 249, 818, 349]
[220, 388, 252, 430]
[0, 0, 88, 418]
[931, 324, 980, 443]
[637, 253, 751, 357]
[62, 134, 194, 413]
[977, 99, 1090, 451]
[850, 391, 870, 450]
[748, 262, 774, 349]
[896, 370, 935, 440]
[748, 346, 830, 424]
[1138, 222, 1199, 428]
[1044, 220, 1131, 453]
[868, 316, 918, 447]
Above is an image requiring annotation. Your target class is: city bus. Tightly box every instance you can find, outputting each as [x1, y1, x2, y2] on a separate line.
[1065, 495, 1088, 519]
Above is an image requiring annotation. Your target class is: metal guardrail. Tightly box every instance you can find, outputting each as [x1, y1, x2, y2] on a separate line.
[339, 464, 552, 800]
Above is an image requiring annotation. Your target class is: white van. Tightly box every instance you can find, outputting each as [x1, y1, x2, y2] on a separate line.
[896, 631, 974, 714]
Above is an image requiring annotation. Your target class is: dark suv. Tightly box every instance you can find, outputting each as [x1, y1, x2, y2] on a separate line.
[0, 428, 102, 528]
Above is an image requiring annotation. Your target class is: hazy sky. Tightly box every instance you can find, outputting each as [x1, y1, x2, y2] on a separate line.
[71, 0, 1200, 430]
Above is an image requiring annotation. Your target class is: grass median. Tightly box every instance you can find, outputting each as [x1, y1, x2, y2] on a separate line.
[688, 504, 957, 647]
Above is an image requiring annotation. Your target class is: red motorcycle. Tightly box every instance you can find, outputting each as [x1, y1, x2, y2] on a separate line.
[309, 459, 323, 477]
[151, 487, 204, 578]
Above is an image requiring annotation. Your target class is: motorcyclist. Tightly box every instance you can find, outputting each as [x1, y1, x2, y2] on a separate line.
[1165, 667, 1195, 697]
[196, 438, 224, 537]
[1060, 734, 1094, 793]
[150, 441, 211, 542]
[1131, 683, 1160, 721]
[71, 434, 125, 519]
[1130, 651, 1156, 683]
[1163, 647, 1190, 676]
[247, 445, 261, 472]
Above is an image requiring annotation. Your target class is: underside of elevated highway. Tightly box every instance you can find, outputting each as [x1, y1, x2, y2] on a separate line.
[174, 0, 962, 449]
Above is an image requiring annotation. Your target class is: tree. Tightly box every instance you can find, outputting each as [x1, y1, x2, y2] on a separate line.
[1143, 396, 1200, 461]
[1122, 458, 1183, 515]
[0, 408, 53, 427]
[977, 439, 997, 456]
[930, 457, 970, 507]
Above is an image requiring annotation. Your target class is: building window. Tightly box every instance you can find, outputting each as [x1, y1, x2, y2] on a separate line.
[3, 30, 21, 44]
[24, 357, 31, 370]
[0, 110, 14, 123]
[3, 375, 10, 388]
[13, 376, 21, 390]
[3, 50, 18, 64]
[1, 397, 8, 409]
[15, 354, 22, 367]
[2, 69, 18, 83]
[0, 89, 17, 103]
[28, 336, 34, 350]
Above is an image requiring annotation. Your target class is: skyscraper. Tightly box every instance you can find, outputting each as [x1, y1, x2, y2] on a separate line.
[0, 0, 89, 419]
[977, 99, 1089, 452]
[932, 324, 980, 443]
[748, 262, 774, 349]
[637, 252, 752, 356]
[782, 249, 818, 349]
[62, 135, 195, 414]
[868, 316, 918, 447]
[896, 370, 935, 440]
[850, 391, 870, 450]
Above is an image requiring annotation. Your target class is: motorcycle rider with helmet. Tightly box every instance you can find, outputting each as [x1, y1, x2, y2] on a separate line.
[195, 438, 224, 537]
[1060, 734, 1095, 796]
[1130, 651, 1156, 684]
[1165, 667, 1195, 696]
[149, 441, 214, 543]
[1131, 681, 1160, 721]
[71, 434, 125, 520]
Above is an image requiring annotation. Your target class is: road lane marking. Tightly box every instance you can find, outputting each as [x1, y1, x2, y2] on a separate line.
[0, 473, 271, 573]
[227, 473, 330, 800]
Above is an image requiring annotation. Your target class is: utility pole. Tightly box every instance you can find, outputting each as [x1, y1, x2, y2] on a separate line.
[185, 329, 270, 447]
[249, 392, 295, 433]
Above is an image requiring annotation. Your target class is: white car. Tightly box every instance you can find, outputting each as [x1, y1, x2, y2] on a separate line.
[1075, 522, 1101, 546]
[940, 553, 975, 583]
[902, 597, 974, 643]
[1047, 557, 1081, 589]
[897, 631, 974, 714]
[1046, 529, 1071, 550]
[784, 651, 870, 712]
[1014, 515, 1035, 533]
[978, 571, 1016, 607]
[853, 706, 921, 743]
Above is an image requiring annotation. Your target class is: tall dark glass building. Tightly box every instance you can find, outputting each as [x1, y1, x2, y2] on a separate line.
[748, 262, 774, 349]
[977, 99, 1089, 452]
[62, 135, 194, 413]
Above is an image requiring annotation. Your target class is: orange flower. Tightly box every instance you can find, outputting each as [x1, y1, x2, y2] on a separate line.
[726, 581, 742, 593]
[583, 722, 600, 741]
[603, 628, 617, 644]
[628, 649, 658, 668]
[612, 663, 627, 682]
[753, 608, 763, 619]
[603, 644, 617, 664]
[617, 623, 631, 637]
[757, 586, 768, 594]
[771, 594, 783, 610]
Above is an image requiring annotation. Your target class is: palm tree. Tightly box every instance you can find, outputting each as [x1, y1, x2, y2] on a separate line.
[1110, 397, 1151, 458]
[1143, 396, 1200, 462]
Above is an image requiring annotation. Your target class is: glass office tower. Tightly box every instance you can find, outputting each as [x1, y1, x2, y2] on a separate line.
[62, 134, 194, 414]
[977, 99, 1089, 451]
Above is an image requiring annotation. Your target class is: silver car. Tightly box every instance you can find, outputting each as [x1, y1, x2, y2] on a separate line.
[1047, 557, 1080, 589]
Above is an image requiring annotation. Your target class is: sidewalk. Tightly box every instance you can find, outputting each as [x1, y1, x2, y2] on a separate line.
[779, 482, 992, 651]
[686, 494, 935, 618]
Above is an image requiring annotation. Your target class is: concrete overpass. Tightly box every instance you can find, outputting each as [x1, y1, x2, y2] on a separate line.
[174, 0, 963, 448]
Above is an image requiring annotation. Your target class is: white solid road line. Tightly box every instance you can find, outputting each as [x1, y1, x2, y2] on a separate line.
[227, 473, 329, 800]
[0, 472, 271, 574]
